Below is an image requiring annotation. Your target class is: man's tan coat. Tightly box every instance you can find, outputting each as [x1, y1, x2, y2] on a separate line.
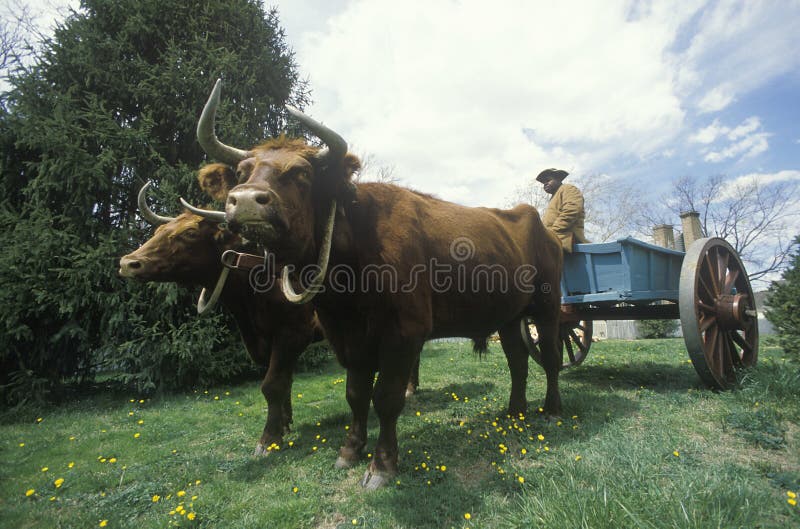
[542, 183, 588, 252]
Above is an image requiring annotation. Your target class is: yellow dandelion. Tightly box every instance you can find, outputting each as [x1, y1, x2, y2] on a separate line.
[128, 412, 134, 417]
[19, 442, 25, 447]
[521, 448, 527, 455]
[352, 519, 358, 525]
[41, 466, 49, 472]
[518, 476, 525, 484]
[673, 450, 680, 457]
[415, 411, 421, 416]
[49, 496, 56, 501]
[134, 433, 141, 438]
[139, 399, 144, 404]
[187, 513, 196, 521]
[137, 420, 144, 425]
[195, 480, 201, 485]
[152, 494, 160, 502]
[537, 434, 545, 441]
[177, 490, 186, 497]
[214, 396, 219, 400]
[787, 491, 797, 499]
[54, 478, 64, 488]
[312, 446, 318, 451]
[192, 495, 198, 501]
[788, 498, 797, 507]
[100, 458, 107, 463]
[292, 486, 299, 493]
[440, 465, 447, 472]
[68, 462, 75, 468]
[37, 417, 43, 423]
[25, 489, 35, 497]
[99, 521, 108, 527]
[464, 512, 472, 520]
[575, 455, 582, 461]
[297, 393, 303, 398]
[109, 458, 117, 464]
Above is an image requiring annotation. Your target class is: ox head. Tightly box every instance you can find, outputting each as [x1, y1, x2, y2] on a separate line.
[119, 164, 239, 285]
[183, 80, 361, 303]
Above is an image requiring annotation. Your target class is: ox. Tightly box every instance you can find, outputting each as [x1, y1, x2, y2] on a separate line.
[185, 80, 563, 489]
[119, 165, 322, 454]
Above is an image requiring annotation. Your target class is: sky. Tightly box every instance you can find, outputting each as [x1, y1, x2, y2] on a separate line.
[10, 0, 800, 261]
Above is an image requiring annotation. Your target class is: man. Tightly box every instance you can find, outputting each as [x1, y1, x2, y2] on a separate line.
[537, 168, 588, 252]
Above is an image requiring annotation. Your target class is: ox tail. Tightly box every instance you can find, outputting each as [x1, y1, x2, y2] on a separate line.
[472, 336, 489, 358]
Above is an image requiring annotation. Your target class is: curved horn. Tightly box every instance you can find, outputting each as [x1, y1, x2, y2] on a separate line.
[197, 266, 230, 315]
[138, 181, 176, 225]
[281, 200, 337, 304]
[197, 79, 251, 165]
[179, 197, 227, 223]
[285, 105, 348, 167]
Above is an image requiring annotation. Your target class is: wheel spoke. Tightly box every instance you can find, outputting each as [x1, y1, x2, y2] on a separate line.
[704, 249, 720, 295]
[698, 301, 716, 314]
[730, 330, 752, 355]
[569, 330, 588, 355]
[723, 268, 740, 295]
[698, 274, 716, 303]
[716, 250, 730, 293]
[705, 324, 720, 374]
[564, 335, 576, 364]
[699, 313, 716, 333]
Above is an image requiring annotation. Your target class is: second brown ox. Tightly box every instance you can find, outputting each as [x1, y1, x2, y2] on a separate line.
[119, 165, 322, 454]
[185, 80, 564, 489]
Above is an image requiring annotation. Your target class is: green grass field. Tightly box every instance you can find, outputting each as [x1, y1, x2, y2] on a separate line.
[2, 338, 798, 529]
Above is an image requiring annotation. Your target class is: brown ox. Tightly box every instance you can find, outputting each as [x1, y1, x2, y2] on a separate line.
[185, 80, 563, 489]
[119, 165, 322, 454]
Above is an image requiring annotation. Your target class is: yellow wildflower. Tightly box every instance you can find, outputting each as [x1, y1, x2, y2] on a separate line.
[152, 495, 160, 502]
[54, 478, 64, 488]
[19, 442, 24, 447]
[789, 498, 797, 507]
[464, 513, 472, 520]
[518, 476, 525, 484]
[109, 458, 117, 464]
[177, 490, 186, 497]
[440, 465, 447, 472]
[187, 513, 196, 521]
[41, 466, 48, 472]
[292, 486, 299, 493]
[68, 462, 75, 468]
[99, 521, 108, 527]
[787, 491, 797, 499]
[673, 450, 680, 457]
[537, 434, 544, 441]
[25, 489, 35, 497]
[575, 455, 582, 461]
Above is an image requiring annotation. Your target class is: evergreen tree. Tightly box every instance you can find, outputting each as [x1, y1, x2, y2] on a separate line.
[766, 236, 800, 362]
[0, 0, 309, 403]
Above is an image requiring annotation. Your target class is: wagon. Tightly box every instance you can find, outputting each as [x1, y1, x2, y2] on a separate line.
[524, 237, 759, 389]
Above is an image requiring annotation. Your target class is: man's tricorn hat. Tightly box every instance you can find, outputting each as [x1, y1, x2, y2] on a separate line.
[535, 168, 569, 183]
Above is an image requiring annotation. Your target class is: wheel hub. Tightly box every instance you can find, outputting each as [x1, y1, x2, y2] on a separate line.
[714, 293, 752, 329]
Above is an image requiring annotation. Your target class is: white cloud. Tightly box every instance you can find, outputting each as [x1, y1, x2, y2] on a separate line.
[290, 0, 698, 206]
[696, 116, 770, 163]
[697, 84, 736, 114]
[689, 119, 727, 144]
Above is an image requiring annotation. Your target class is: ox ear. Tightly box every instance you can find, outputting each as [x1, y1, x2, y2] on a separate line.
[197, 163, 237, 202]
[340, 153, 361, 179]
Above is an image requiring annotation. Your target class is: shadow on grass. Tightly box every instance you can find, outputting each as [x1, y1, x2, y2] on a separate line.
[563, 361, 705, 393]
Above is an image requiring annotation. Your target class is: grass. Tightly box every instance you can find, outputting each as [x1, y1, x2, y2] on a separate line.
[2, 338, 799, 529]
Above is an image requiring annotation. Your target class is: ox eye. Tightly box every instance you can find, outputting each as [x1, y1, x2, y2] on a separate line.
[236, 169, 246, 183]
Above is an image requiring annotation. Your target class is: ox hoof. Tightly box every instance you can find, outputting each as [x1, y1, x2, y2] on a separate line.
[405, 388, 415, 399]
[253, 443, 270, 457]
[359, 469, 394, 490]
[335, 456, 357, 470]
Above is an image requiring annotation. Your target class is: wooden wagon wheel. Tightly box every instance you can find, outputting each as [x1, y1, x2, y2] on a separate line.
[679, 237, 758, 389]
[522, 318, 593, 370]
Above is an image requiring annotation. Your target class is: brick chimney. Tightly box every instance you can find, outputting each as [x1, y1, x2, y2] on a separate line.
[652, 224, 675, 249]
[680, 211, 703, 248]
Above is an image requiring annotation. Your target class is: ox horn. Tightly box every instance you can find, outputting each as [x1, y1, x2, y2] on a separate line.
[285, 105, 348, 167]
[197, 79, 251, 166]
[138, 181, 176, 225]
[179, 197, 227, 223]
[281, 199, 337, 304]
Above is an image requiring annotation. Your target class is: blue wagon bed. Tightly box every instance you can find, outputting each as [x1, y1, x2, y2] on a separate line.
[523, 237, 759, 390]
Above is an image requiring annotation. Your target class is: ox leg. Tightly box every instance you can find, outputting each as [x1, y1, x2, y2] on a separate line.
[335, 367, 374, 469]
[254, 346, 297, 456]
[360, 347, 418, 490]
[535, 316, 562, 416]
[405, 354, 420, 398]
[498, 321, 530, 417]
